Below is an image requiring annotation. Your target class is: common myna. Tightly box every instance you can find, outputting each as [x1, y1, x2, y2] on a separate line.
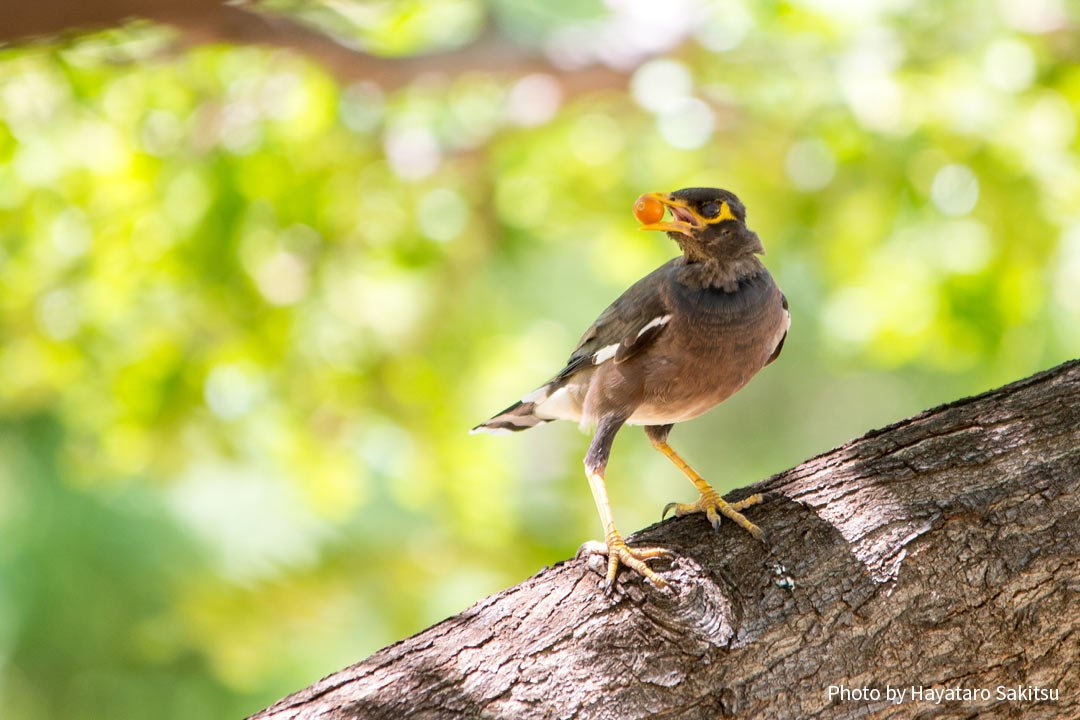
[473, 188, 789, 592]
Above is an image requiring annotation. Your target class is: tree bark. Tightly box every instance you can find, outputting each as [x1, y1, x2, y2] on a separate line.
[248, 358, 1080, 720]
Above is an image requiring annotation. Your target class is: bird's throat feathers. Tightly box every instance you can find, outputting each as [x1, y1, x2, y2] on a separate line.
[676, 254, 766, 292]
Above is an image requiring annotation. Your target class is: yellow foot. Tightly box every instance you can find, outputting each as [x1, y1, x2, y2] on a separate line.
[578, 535, 674, 593]
[663, 490, 766, 542]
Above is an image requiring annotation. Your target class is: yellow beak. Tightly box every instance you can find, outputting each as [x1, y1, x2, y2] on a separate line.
[638, 192, 736, 237]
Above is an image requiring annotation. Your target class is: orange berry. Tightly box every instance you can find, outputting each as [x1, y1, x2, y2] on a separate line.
[633, 194, 665, 225]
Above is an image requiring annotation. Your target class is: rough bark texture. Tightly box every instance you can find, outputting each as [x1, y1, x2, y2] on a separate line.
[249, 359, 1080, 720]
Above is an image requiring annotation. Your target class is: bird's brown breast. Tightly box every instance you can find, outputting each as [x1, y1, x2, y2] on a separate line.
[622, 269, 787, 425]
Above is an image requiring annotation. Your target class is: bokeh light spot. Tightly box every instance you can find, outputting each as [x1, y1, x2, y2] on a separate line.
[983, 38, 1035, 93]
[630, 58, 692, 113]
[657, 97, 715, 150]
[824, 286, 879, 345]
[1022, 92, 1077, 151]
[340, 82, 385, 133]
[998, 0, 1067, 33]
[140, 109, 184, 156]
[36, 288, 81, 341]
[785, 139, 836, 192]
[51, 207, 92, 257]
[13, 138, 63, 186]
[254, 250, 309, 306]
[931, 164, 980, 216]
[204, 363, 263, 420]
[384, 125, 441, 179]
[694, 0, 754, 53]
[417, 188, 469, 242]
[938, 220, 993, 274]
[169, 464, 329, 580]
[506, 74, 562, 127]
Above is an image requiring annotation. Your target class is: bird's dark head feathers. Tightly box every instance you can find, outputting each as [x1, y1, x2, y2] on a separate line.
[638, 187, 764, 262]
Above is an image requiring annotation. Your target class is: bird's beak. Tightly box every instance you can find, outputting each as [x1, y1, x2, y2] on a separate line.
[637, 192, 699, 237]
[637, 192, 736, 237]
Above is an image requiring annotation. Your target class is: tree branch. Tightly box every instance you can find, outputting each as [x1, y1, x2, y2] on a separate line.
[1, 1, 628, 93]
[248, 358, 1080, 719]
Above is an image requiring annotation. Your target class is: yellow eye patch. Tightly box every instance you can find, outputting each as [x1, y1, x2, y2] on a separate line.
[703, 201, 737, 224]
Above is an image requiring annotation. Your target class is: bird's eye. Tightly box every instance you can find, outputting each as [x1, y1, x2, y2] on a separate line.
[702, 202, 721, 218]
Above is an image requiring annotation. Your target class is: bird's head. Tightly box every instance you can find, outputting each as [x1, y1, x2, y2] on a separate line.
[635, 187, 764, 262]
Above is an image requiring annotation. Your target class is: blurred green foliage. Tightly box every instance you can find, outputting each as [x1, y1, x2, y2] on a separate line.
[1, 0, 1078, 717]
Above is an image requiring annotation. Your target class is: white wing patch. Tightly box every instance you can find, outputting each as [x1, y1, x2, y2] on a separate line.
[590, 315, 670, 366]
[592, 343, 619, 365]
[636, 314, 671, 339]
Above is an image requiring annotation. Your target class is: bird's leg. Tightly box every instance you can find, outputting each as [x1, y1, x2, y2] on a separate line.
[579, 416, 673, 593]
[582, 467, 673, 593]
[645, 425, 766, 542]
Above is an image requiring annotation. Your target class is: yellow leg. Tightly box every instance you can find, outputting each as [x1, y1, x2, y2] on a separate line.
[582, 467, 673, 592]
[650, 439, 766, 542]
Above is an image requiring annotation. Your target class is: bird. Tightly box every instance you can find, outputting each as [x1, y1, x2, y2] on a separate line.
[472, 187, 789, 593]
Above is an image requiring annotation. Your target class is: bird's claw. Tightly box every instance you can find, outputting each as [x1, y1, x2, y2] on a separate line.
[580, 534, 674, 593]
[662, 489, 766, 543]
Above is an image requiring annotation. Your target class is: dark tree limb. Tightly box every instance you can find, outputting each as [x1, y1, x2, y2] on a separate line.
[249, 359, 1080, 719]
[0, 1, 629, 93]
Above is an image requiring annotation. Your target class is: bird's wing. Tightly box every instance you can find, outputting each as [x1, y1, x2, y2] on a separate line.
[556, 259, 678, 380]
[764, 291, 789, 366]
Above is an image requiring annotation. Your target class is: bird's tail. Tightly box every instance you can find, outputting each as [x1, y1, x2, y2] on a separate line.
[470, 398, 552, 435]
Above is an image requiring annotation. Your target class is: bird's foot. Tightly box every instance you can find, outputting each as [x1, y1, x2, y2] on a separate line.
[578, 534, 674, 594]
[663, 489, 766, 543]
